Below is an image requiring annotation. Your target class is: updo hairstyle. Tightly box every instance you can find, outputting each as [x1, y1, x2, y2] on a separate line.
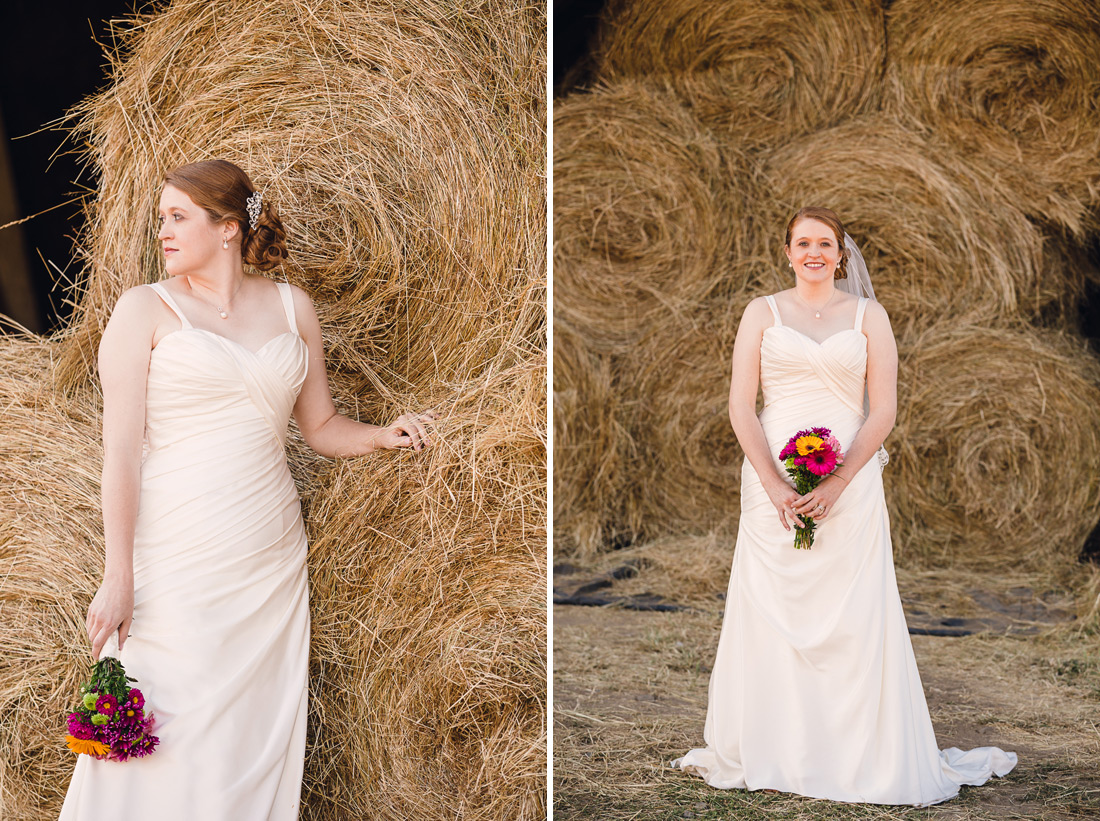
[162, 159, 289, 271]
[784, 205, 848, 280]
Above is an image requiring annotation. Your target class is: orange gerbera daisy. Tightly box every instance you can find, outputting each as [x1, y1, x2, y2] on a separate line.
[795, 435, 824, 456]
[66, 735, 109, 757]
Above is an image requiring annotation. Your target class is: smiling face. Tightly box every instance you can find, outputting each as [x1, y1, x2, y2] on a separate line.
[157, 184, 226, 277]
[785, 217, 841, 284]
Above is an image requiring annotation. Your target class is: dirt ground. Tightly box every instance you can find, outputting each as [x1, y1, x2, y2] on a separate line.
[553, 581, 1100, 820]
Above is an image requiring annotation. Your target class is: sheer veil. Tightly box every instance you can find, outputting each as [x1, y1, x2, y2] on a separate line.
[836, 233, 889, 467]
[836, 233, 875, 300]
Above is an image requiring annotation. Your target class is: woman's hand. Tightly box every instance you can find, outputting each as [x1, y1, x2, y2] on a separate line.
[792, 474, 846, 523]
[762, 474, 806, 532]
[86, 576, 134, 661]
[375, 410, 438, 452]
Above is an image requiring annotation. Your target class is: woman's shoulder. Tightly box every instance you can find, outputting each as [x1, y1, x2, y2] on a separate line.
[112, 282, 171, 315]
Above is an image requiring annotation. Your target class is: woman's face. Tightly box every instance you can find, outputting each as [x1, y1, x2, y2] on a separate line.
[785, 218, 840, 284]
[157, 184, 225, 277]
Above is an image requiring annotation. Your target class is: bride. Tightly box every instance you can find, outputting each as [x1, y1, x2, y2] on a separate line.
[670, 206, 1016, 805]
[61, 159, 435, 819]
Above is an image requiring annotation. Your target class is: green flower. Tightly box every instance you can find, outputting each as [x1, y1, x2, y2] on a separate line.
[82, 693, 98, 710]
[90, 713, 109, 726]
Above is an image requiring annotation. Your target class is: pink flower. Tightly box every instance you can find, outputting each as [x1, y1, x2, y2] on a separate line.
[67, 713, 95, 740]
[806, 449, 838, 476]
[95, 694, 119, 716]
[127, 689, 145, 710]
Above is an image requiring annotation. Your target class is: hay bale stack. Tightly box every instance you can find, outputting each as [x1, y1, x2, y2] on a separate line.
[617, 310, 744, 540]
[553, 82, 752, 354]
[889, 323, 1100, 573]
[552, 322, 637, 557]
[754, 116, 1049, 327]
[594, 0, 884, 144]
[0, 340, 105, 819]
[0, 1, 545, 819]
[60, 0, 545, 403]
[554, 0, 1100, 579]
[304, 359, 545, 821]
[885, 0, 1100, 236]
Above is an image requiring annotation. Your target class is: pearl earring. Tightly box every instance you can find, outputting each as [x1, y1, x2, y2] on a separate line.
[223, 237, 229, 250]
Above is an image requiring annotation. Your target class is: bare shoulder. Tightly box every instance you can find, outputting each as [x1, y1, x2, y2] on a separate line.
[102, 285, 167, 339]
[287, 283, 316, 315]
[862, 298, 892, 329]
[741, 295, 773, 323]
[110, 284, 163, 317]
[99, 286, 162, 371]
[734, 296, 774, 348]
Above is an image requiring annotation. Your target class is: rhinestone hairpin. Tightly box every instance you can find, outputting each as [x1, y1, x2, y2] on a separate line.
[246, 191, 262, 227]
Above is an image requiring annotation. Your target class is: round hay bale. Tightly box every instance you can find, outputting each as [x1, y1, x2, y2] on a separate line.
[553, 81, 753, 353]
[552, 321, 637, 557]
[304, 359, 545, 821]
[754, 116, 1048, 326]
[593, 0, 884, 145]
[0, 341, 545, 821]
[890, 323, 1100, 572]
[610, 258, 780, 542]
[0, 340, 106, 820]
[59, 0, 545, 398]
[0, 1, 545, 818]
[884, 0, 1100, 236]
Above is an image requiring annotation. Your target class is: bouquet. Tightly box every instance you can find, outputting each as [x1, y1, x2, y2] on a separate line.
[65, 656, 159, 762]
[779, 426, 846, 550]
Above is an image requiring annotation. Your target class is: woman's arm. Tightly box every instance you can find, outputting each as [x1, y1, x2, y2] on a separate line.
[728, 297, 804, 531]
[289, 286, 434, 457]
[793, 300, 898, 522]
[87, 287, 158, 660]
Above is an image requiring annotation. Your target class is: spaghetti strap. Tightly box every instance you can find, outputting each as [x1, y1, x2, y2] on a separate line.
[276, 281, 298, 336]
[763, 295, 782, 326]
[146, 282, 193, 329]
[854, 297, 869, 333]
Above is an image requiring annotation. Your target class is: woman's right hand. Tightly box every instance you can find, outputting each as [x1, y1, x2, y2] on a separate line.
[762, 474, 804, 532]
[86, 577, 134, 661]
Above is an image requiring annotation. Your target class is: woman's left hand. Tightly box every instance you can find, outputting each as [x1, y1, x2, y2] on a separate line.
[792, 475, 846, 523]
[377, 410, 438, 451]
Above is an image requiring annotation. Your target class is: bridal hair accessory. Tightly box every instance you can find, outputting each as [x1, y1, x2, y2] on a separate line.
[65, 656, 160, 761]
[779, 427, 846, 549]
[246, 190, 263, 227]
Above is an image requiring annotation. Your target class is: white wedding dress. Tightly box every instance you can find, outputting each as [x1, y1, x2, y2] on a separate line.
[671, 295, 1016, 806]
[60, 281, 310, 820]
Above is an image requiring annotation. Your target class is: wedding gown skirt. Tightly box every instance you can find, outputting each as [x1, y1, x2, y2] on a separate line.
[60, 282, 310, 820]
[671, 296, 1016, 806]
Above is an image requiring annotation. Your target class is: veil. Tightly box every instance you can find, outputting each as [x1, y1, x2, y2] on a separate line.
[836, 233, 889, 468]
[836, 233, 875, 300]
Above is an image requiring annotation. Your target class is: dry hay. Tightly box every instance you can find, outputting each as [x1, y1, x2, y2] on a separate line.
[0, 340, 105, 819]
[754, 115, 1052, 328]
[303, 358, 545, 821]
[552, 321, 637, 557]
[552, 81, 754, 354]
[59, 0, 545, 399]
[0, 0, 545, 819]
[593, 0, 884, 146]
[884, 0, 1100, 237]
[890, 322, 1100, 574]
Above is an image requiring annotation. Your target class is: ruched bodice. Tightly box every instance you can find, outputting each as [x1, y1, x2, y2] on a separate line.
[758, 296, 870, 477]
[672, 292, 1016, 805]
[61, 280, 312, 821]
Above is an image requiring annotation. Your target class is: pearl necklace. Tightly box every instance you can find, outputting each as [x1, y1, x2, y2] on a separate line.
[792, 288, 837, 319]
[186, 276, 243, 320]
